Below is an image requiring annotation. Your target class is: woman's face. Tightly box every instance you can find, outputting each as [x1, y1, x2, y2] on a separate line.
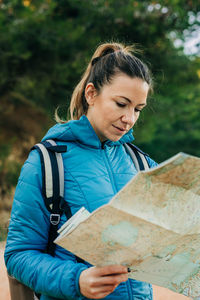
[85, 73, 149, 142]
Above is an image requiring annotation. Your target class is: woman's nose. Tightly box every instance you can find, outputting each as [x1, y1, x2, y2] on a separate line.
[121, 112, 135, 126]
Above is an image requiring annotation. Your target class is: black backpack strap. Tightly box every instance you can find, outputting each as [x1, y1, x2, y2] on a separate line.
[31, 140, 84, 264]
[124, 143, 150, 171]
[32, 139, 68, 256]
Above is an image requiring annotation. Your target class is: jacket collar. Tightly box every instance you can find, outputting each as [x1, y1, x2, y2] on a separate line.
[68, 115, 134, 148]
[43, 115, 134, 148]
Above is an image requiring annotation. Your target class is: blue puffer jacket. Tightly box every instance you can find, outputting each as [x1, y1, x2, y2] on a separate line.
[5, 115, 157, 300]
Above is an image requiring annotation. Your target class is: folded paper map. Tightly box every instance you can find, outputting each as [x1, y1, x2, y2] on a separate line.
[55, 152, 200, 298]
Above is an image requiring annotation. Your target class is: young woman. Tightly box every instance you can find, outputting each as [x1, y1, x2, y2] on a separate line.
[5, 42, 157, 300]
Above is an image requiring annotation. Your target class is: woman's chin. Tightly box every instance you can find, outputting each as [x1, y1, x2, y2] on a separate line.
[108, 135, 123, 142]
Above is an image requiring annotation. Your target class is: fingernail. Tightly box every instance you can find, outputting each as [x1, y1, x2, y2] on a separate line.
[127, 267, 131, 273]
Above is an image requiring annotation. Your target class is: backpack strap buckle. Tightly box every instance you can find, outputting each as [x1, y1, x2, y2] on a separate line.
[50, 214, 60, 226]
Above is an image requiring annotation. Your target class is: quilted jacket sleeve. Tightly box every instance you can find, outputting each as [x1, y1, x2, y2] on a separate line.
[4, 150, 88, 299]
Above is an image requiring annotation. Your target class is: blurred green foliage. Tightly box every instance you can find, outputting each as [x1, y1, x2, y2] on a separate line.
[0, 226, 7, 241]
[0, 0, 200, 169]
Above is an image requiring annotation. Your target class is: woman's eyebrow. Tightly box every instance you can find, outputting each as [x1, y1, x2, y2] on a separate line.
[116, 96, 146, 106]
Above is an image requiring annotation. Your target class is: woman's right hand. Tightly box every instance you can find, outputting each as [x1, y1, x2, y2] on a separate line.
[79, 265, 129, 299]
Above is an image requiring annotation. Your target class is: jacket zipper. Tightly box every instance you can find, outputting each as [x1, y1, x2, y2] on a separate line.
[102, 144, 133, 300]
[126, 279, 133, 300]
[101, 144, 117, 194]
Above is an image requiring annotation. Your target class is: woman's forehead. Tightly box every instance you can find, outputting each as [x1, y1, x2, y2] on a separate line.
[101, 74, 149, 96]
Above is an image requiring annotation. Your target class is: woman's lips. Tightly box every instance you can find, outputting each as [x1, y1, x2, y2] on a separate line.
[112, 124, 127, 132]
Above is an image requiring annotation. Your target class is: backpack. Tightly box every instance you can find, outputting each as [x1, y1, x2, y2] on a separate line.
[7, 139, 151, 300]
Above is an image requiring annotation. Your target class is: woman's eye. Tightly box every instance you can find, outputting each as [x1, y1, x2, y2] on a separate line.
[116, 102, 126, 107]
[135, 108, 142, 113]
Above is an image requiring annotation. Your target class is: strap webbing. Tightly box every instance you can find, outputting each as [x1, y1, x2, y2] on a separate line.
[34, 140, 65, 205]
[46, 140, 65, 199]
[124, 143, 150, 171]
[34, 142, 53, 199]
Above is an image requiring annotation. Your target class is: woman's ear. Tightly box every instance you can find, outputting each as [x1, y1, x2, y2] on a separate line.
[85, 83, 97, 105]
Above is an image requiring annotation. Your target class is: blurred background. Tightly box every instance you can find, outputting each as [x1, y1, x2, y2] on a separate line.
[0, 1, 200, 299]
[0, 0, 200, 253]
